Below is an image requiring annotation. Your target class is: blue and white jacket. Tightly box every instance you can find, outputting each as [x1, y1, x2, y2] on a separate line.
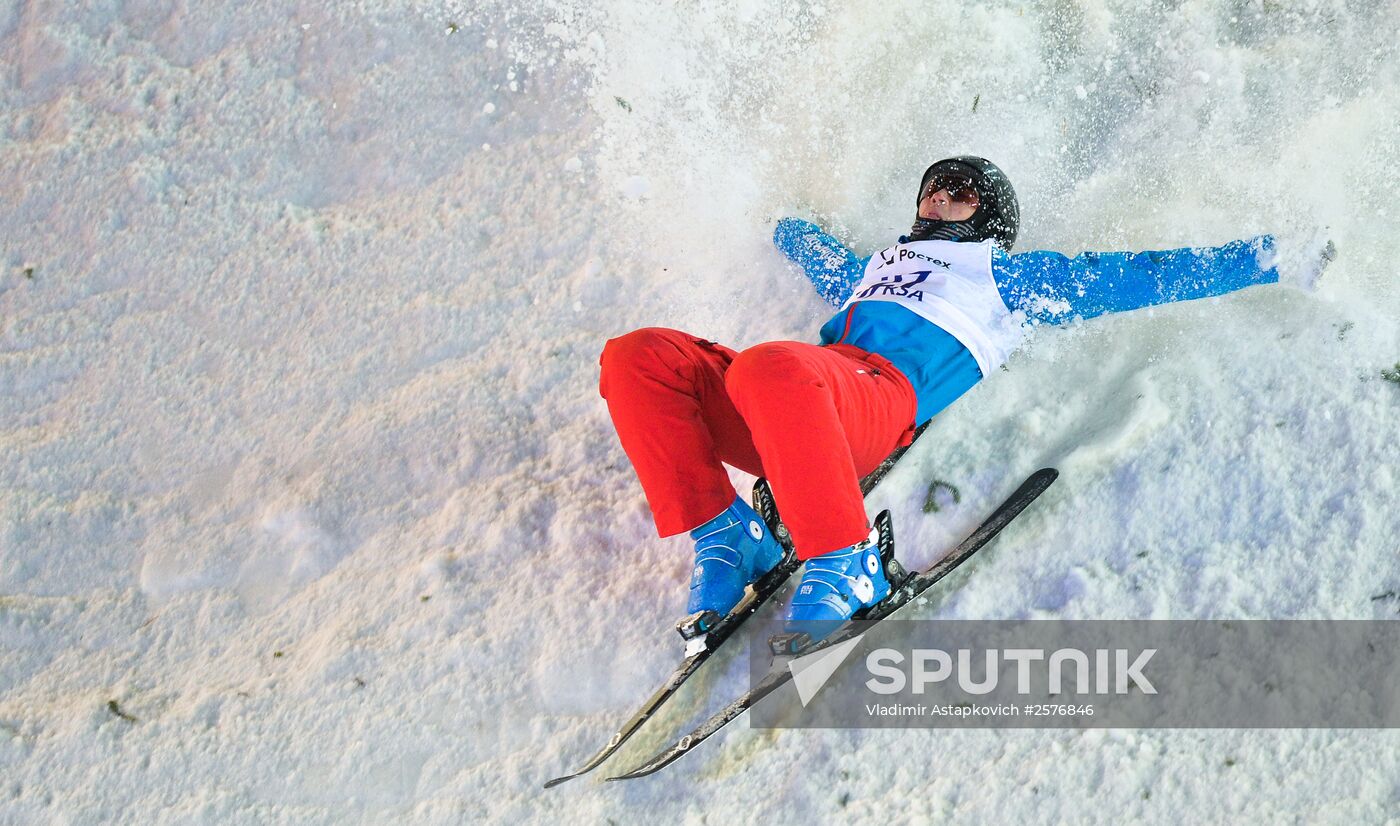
[773, 218, 1281, 425]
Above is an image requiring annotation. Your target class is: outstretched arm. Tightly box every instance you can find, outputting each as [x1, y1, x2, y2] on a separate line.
[993, 236, 1281, 325]
[773, 218, 869, 307]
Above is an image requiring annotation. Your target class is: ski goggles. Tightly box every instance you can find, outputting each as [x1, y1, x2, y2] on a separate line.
[920, 173, 980, 203]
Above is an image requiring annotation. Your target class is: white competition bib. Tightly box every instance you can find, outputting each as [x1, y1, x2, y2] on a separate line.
[840, 239, 1025, 376]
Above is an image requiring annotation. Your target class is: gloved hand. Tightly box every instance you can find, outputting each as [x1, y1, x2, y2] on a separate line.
[1267, 229, 1337, 292]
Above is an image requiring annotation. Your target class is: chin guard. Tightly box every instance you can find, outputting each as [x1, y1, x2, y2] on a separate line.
[907, 217, 978, 243]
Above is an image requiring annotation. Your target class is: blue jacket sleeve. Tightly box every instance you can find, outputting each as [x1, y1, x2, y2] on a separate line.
[992, 236, 1280, 325]
[773, 218, 869, 307]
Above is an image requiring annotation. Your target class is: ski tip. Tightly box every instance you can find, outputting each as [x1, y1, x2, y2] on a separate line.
[605, 758, 670, 782]
[1027, 467, 1059, 489]
[542, 774, 575, 789]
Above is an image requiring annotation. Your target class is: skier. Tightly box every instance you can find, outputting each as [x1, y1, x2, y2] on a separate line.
[598, 156, 1332, 646]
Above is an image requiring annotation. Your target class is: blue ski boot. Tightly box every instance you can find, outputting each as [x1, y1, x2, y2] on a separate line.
[771, 527, 893, 653]
[676, 495, 785, 640]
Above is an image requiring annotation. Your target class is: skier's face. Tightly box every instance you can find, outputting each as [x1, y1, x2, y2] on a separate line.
[918, 181, 979, 222]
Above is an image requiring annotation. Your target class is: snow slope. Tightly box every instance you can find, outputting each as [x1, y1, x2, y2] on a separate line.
[2, 0, 1398, 822]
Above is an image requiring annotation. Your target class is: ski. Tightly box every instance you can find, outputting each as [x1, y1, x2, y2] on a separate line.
[603, 466, 1058, 782]
[543, 477, 796, 789]
[544, 424, 930, 788]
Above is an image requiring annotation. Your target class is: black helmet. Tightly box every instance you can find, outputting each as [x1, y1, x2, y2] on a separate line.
[908, 156, 1020, 249]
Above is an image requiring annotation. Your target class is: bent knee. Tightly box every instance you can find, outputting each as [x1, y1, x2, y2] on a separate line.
[600, 327, 716, 400]
[725, 342, 817, 394]
[600, 327, 688, 372]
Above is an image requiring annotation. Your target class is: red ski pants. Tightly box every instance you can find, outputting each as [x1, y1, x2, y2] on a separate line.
[598, 327, 918, 559]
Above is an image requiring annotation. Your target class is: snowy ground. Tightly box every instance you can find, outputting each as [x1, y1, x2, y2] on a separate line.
[2, 0, 1399, 822]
